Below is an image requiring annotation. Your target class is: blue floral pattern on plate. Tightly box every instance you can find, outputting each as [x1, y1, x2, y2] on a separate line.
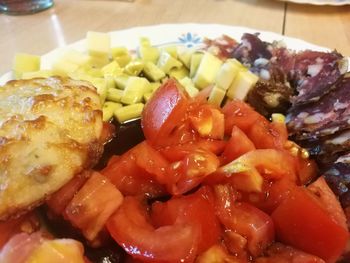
[178, 33, 202, 48]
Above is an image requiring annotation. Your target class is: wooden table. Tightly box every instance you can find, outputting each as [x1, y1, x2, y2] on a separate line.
[0, 0, 349, 76]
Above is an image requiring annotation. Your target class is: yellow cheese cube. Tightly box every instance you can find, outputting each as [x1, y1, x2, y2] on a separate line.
[157, 51, 182, 74]
[103, 101, 122, 121]
[121, 76, 151, 105]
[168, 67, 189, 81]
[86, 31, 111, 57]
[114, 103, 145, 123]
[52, 59, 79, 76]
[62, 50, 90, 67]
[215, 59, 242, 90]
[193, 52, 222, 89]
[208, 85, 226, 107]
[22, 70, 53, 79]
[226, 70, 259, 100]
[102, 61, 123, 77]
[13, 53, 41, 79]
[179, 77, 199, 97]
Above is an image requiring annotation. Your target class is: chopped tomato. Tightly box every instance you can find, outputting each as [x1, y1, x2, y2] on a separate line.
[0, 212, 39, 249]
[189, 104, 225, 140]
[131, 141, 170, 184]
[247, 117, 287, 150]
[222, 99, 261, 135]
[141, 79, 189, 146]
[272, 185, 348, 263]
[159, 139, 226, 162]
[64, 172, 123, 241]
[255, 243, 325, 263]
[166, 149, 220, 195]
[101, 144, 166, 198]
[196, 244, 246, 263]
[222, 230, 249, 261]
[242, 178, 296, 214]
[296, 157, 318, 185]
[47, 171, 90, 215]
[219, 149, 297, 181]
[221, 125, 256, 164]
[214, 184, 275, 257]
[308, 177, 347, 230]
[151, 186, 221, 253]
[106, 196, 198, 263]
[0, 232, 44, 263]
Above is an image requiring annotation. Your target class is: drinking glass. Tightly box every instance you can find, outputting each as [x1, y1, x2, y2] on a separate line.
[0, 0, 54, 15]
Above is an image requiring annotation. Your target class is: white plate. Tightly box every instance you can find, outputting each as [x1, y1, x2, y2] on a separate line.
[279, 0, 350, 5]
[0, 23, 333, 85]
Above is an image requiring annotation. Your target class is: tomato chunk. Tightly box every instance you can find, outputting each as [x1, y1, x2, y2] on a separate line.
[221, 125, 256, 164]
[255, 243, 325, 263]
[159, 139, 226, 162]
[167, 149, 220, 195]
[47, 171, 90, 215]
[151, 186, 221, 253]
[64, 172, 123, 241]
[219, 149, 297, 181]
[308, 177, 347, 230]
[272, 185, 348, 263]
[141, 79, 189, 146]
[247, 118, 287, 150]
[222, 99, 261, 135]
[214, 184, 275, 257]
[101, 143, 166, 198]
[0, 212, 39, 249]
[106, 197, 198, 263]
[0, 232, 44, 263]
[189, 104, 225, 140]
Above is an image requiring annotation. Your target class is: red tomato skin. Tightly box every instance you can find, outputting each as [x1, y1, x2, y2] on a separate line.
[189, 105, 225, 140]
[272, 186, 348, 263]
[131, 141, 170, 184]
[255, 243, 326, 263]
[64, 172, 123, 241]
[0, 232, 44, 263]
[242, 178, 296, 214]
[47, 171, 90, 215]
[0, 212, 39, 249]
[222, 99, 261, 135]
[151, 186, 221, 253]
[308, 177, 347, 230]
[141, 79, 189, 146]
[214, 184, 275, 257]
[247, 118, 287, 150]
[106, 197, 198, 263]
[296, 157, 318, 185]
[159, 139, 226, 162]
[166, 149, 220, 195]
[219, 149, 297, 181]
[221, 125, 256, 164]
[101, 144, 166, 198]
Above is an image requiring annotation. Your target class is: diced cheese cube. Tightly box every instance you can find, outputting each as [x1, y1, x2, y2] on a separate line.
[208, 85, 226, 107]
[13, 53, 41, 79]
[86, 31, 111, 57]
[226, 70, 259, 100]
[193, 52, 222, 89]
[114, 103, 144, 123]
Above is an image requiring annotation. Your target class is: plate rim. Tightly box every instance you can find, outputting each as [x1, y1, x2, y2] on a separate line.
[278, 0, 350, 5]
[0, 23, 334, 85]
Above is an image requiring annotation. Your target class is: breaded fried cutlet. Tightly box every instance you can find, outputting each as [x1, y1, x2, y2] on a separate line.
[0, 77, 104, 220]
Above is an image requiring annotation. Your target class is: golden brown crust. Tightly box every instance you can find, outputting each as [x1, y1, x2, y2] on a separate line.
[0, 77, 103, 220]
